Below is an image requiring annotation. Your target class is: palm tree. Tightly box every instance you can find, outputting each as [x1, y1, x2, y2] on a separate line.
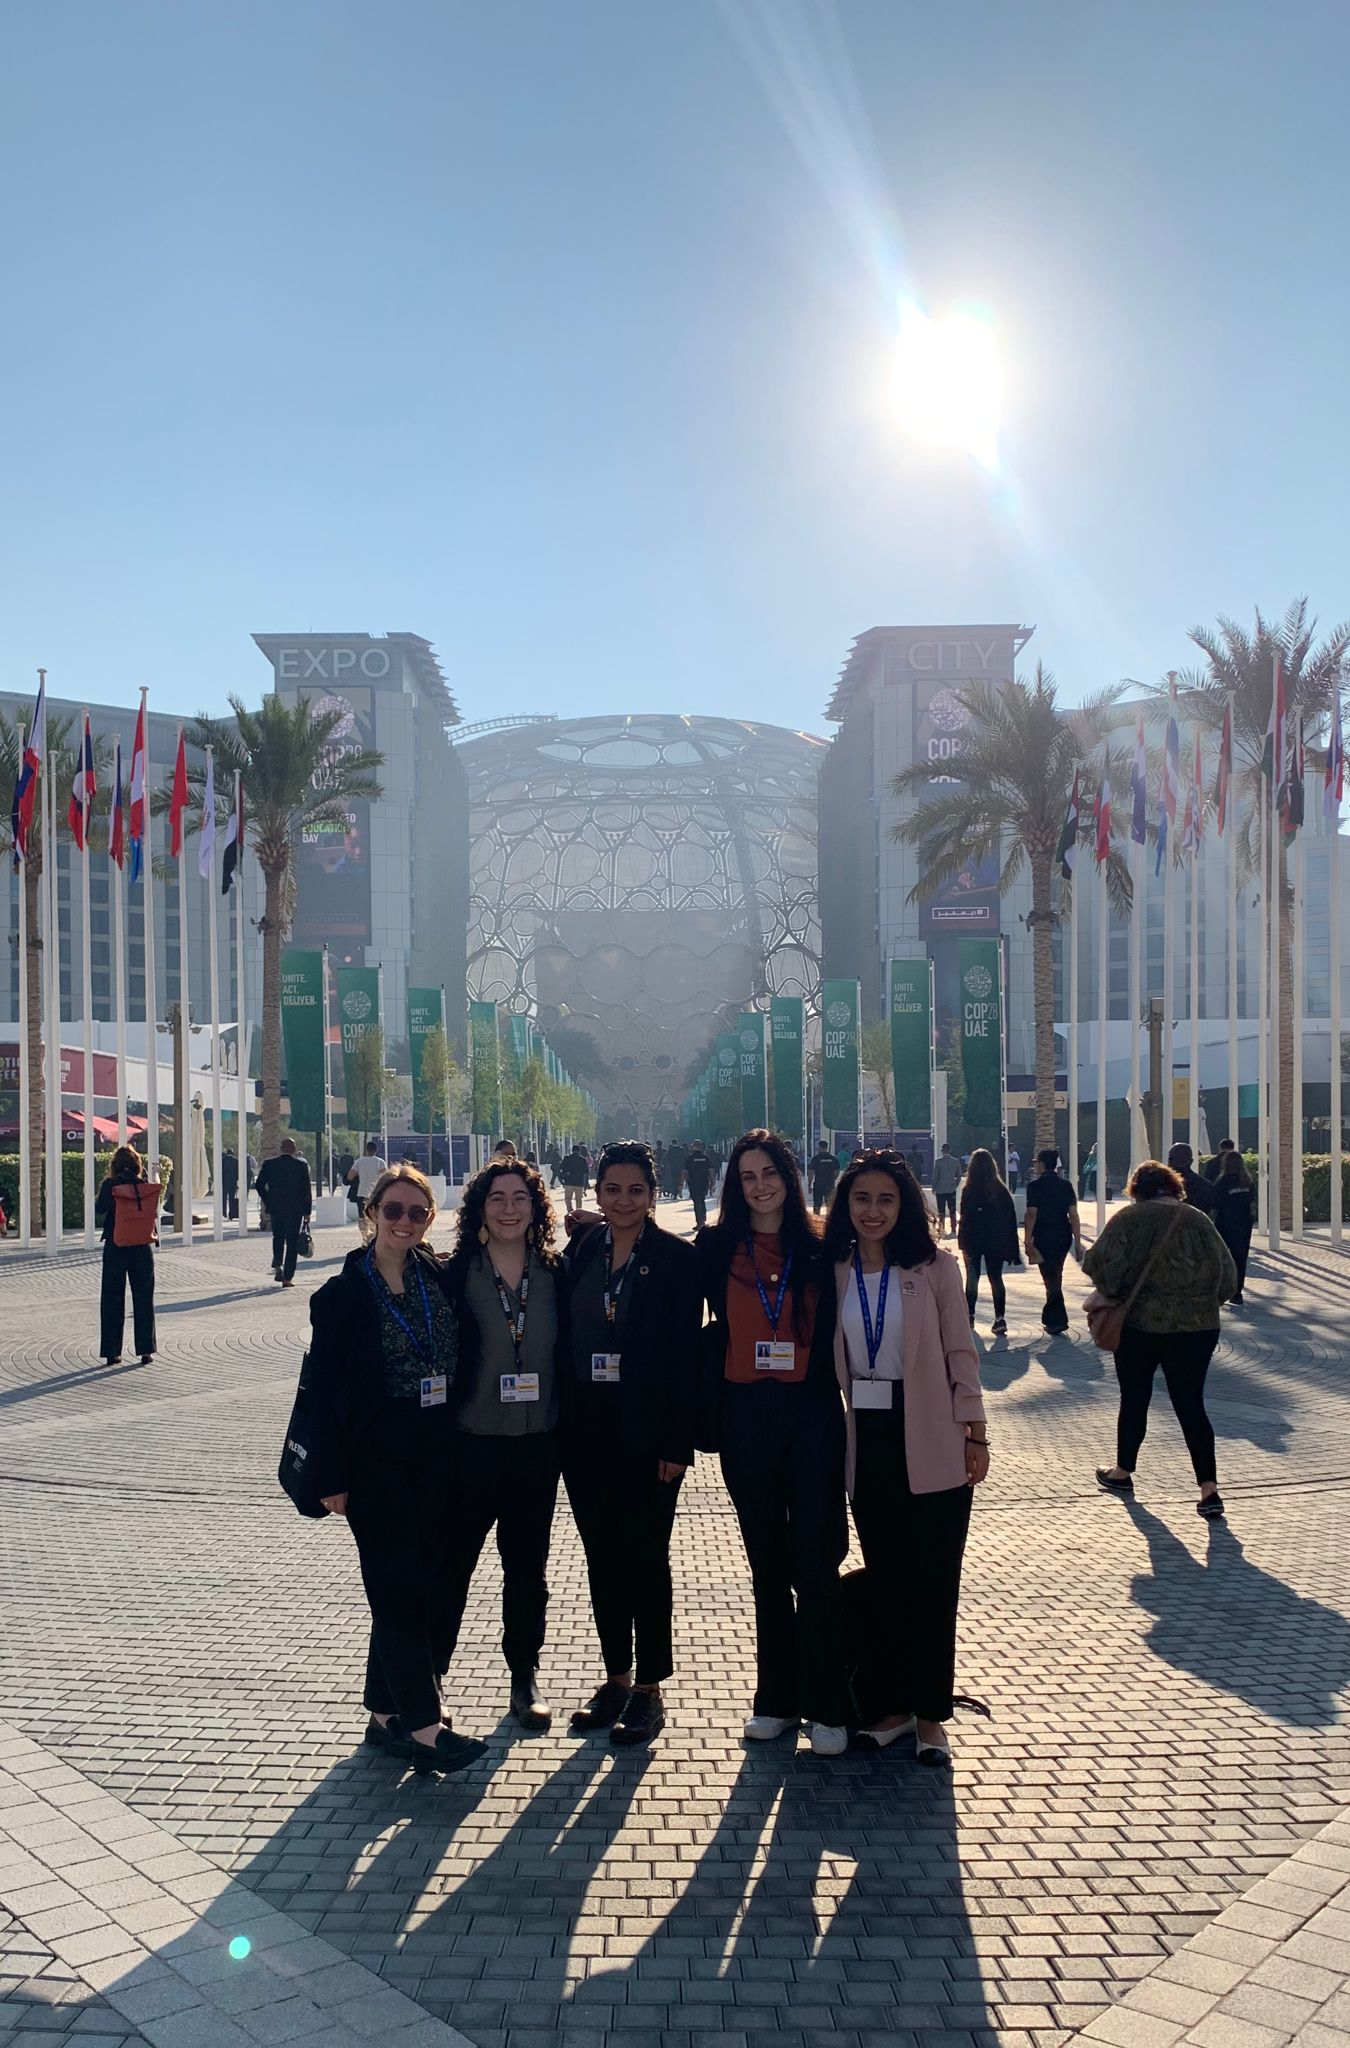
[891, 665, 1129, 1153]
[187, 696, 383, 1161]
[1182, 600, 1350, 1226]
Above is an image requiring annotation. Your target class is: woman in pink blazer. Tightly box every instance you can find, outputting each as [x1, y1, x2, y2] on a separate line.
[823, 1151, 989, 1764]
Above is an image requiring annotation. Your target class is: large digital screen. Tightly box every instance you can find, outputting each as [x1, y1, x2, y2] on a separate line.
[292, 687, 375, 951]
[912, 681, 1001, 935]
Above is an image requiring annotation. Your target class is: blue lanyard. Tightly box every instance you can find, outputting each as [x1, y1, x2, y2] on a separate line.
[366, 1253, 437, 1367]
[745, 1238, 793, 1335]
[852, 1251, 889, 1376]
[603, 1225, 642, 1326]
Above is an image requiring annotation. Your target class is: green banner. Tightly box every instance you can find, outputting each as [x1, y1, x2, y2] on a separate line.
[506, 1013, 530, 1081]
[958, 937, 1003, 1129]
[408, 984, 442, 1133]
[336, 965, 383, 1136]
[280, 949, 326, 1131]
[469, 1000, 501, 1136]
[769, 996, 804, 1138]
[889, 959, 932, 1131]
[712, 1033, 741, 1140]
[821, 978, 861, 1135]
[737, 1011, 767, 1130]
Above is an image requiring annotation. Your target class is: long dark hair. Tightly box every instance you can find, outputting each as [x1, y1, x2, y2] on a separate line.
[822, 1151, 937, 1268]
[594, 1142, 657, 1205]
[711, 1128, 820, 1336]
[960, 1146, 1004, 1210]
[453, 1160, 557, 1262]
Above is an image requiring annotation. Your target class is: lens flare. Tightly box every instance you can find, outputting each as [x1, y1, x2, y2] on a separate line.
[228, 1936, 252, 1961]
[890, 300, 1003, 471]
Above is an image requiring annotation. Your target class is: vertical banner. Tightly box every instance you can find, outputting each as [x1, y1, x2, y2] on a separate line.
[821, 978, 861, 1135]
[407, 984, 441, 1132]
[737, 1010, 767, 1129]
[469, 999, 501, 1137]
[336, 964, 383, 1136]
[280, 949, 327, 1131]
[769, 996, 804, 1138]
[713, 1034, 742, 1139]
[889, 959, 933, 1130]
[958, 938, 1002, 1129]
[506, 1012, 530, 1082]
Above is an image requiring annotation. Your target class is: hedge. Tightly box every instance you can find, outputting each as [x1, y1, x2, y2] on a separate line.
[1198, 1152, 1350, 1225]
[0, 1151, 174, 1230]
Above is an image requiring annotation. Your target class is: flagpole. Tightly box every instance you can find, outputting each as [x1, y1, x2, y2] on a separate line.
[1189, 748, 1201, 1161]
[1068, 869, 1079, 1187]
[234, 774, 249, 1239]
[139, 691, 161, 1198]
[1268, 658, 1281, 1255]
[1292, 772, 1305, 1242]
[1161, 833, 1175, 1164]
[1129, 831, 1144, 1169]
[1256, 779, 1269, 1241]
[78, 713, 96, 1248]
[204, 747, 223, 1242]
[44, 755, 61, 1258]
[176, 725, 193, 1248]
[1225, 698, 1238, 1162]
[440, 981, 452, 1188]
[378, 962, 388, 1161]
[1096, 839, 1108, 1233]
[112, 741, 128, 1148]
[323, 943, 334, 1195]
[16, 722, 31, 1249]
[1331, 705, 1343, 1248]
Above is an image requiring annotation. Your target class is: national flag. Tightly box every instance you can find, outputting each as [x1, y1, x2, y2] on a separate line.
[10, 674, 46, 866]
[110, 740, 125, 871]
[1095, 766, 1112, 866]
[1324, 695, 1344, 828]
[1262, 652, 1285, 782]
[169, 731, 189, 860]
[1155, 677, 1180, 876]
[1181, 729, 1203, 855]
[1130, 713, 1147, 847]
[1214, 698, 1233, 835]
[221, 775, 243, 896]
[197, 749, 216, 881]
[1282, 720, 1305, 841]
[1057, 768, 1081, 880]
[129, 701, 148, 883]
[67, 712, 96, 852]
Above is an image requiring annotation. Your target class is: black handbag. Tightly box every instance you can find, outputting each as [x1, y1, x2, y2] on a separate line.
[277, 1351, 330, 1519]
[297, 1223, 314, 1259]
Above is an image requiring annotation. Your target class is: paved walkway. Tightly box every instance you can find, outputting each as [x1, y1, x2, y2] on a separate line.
[0, 1200, 1347, 2048]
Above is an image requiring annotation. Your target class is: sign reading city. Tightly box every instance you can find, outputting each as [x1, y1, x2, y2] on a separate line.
[821, 978, 861, 1137]
[958, 938, 1003, 1130]
[889, 958, 933, 1132]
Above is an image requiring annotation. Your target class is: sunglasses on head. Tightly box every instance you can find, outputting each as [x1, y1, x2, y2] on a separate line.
[376, 1200, 430, 1225]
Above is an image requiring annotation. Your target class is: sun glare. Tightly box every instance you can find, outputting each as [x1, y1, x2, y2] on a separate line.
[889, 301, 1003, 471]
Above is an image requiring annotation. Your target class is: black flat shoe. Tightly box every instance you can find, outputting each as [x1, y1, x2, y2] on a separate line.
[1197, 1492, 1226, 1519]
[570, 1680, 632, 1731]
[364, 1715, 404, 1749]
[510, 1672, 553, 1732]
[1096, 1468, 1134, 1495]
[399, 1727, 487, 1776]
[611, 1688, 665, 1747]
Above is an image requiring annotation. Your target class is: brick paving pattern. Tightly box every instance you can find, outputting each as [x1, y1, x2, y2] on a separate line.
[1, 1201, 1348, 2047]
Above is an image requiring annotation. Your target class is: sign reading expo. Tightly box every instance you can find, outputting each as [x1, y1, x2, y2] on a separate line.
[821, 978, 861, 1137]
[958, 937, 1003, 1131]
[769, 996, 804, 1138]
[337, 965, 382, 1135]
[280, 950, 327, 1132]
[889, 959, 933, 1132]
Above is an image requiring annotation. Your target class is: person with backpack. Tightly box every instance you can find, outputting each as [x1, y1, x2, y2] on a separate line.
[95, 1144, 159, 1366]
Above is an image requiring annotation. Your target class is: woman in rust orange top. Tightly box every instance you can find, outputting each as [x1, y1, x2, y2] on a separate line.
[696, 1129, 849, 1755]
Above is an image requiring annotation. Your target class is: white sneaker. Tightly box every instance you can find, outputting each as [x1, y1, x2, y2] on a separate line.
[743, 1713, 798, 1741]
[805, 1722, 848, 1757]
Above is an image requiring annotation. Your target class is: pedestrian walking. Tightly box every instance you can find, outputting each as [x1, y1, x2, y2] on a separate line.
[684, 1142, 713, 1227]
[1201, 1138, 1237, 1184]
[931, 1144, 962, 1236]
[666, 1141, 686, 1201]
[696, 1129, 850, 1758]
[221, 1148, 239, 1221]
[823, 1152, 989, 1764]
[308, 1165, 486, 1776]
[558, 1143, 590, 1215]
[1081, 1141, 1098, 1199]
[562, 1142, 700, 1747]
[95, 1143, 158, 1365]
[956, 1148, 1019, 1334]
[346, 1140, 388, 1218]
[1023, 1149, 1082, 1335]
[1085, 1160, 1237, 1518]
[809, 1142, 839, 1216]
[1006, 1146, 1021, 1194]
[255, 1139, 313, 1287]
[1210, 1150, 1254, 1305]
[1167, 1142, 1215, 1215]
[440, 1159, 566, 1731]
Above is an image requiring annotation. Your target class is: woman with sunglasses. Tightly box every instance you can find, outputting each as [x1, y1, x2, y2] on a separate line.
[823, 1152, 989, 1765]
[696, 1128, 851, 1757]
[308, 1166, 486, 1776]
[561, 1142, 700, 1747]
[440, 1159, 567, 1732]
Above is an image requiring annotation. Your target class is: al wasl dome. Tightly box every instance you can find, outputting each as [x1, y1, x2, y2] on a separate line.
[454, 713, 824, 1130]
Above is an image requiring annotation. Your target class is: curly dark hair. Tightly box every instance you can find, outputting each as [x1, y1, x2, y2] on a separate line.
[822, 1150, 937, 1268]
[452, 1160, 557, 1261]
[593, 1142, 656, 1199]
[1128, 1160, 1185, 1203]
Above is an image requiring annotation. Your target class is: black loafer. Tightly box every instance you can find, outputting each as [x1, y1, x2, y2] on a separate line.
[611, 1688, 665, 1747]
[399, 1727, 487, 1776]
[364, 1715, 404, 1749]
[570, 1680, 633, 1731]
[1096, 1468, 1134, 1495]
[1197, 1492, 1226, 1519]
[510, 1672, 553, 1732]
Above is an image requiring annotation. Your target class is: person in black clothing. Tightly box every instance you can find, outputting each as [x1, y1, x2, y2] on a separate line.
[1211, 1149, 1254, 1304]
[254, 1139, 313, 1287]
[1202, 1138, 1237, 1184]
[1023, 1149, 1082, 1334]
[221, 1149, 240, 1221]
[697, 1129, 849, 1756]
[562, 1142, 700, 1746]
[956, 1148, 1020, 1334]
[95, 1144, 157, 1365]
[308, 1165, 485, 1776]
[684, 1142, 713, 1228]
[1167, 1143, 1215, 1216]
[808, 1143, 840, 1216]
[558, 1144, 591, 1216]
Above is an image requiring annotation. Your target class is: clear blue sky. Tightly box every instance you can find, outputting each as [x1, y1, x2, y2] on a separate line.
[3, 0, 1347, 734]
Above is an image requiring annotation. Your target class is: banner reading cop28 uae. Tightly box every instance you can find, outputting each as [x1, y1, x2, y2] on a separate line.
[713, 1033, 741, 1139]
[407, 985, 443, 1132]
[737, 1011, 767, 1130]
[336, 965, 382, 1134]
[889, 959, 933, 1131]
[958, 937, 1003, 1129]
[469, 1000, 501, 1137]
[280, 949, 326, 1131]
[769, 996, 804, 1137]
[821, 978, 861, 1135]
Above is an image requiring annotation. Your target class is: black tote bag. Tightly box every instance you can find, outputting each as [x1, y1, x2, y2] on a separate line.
[277, 1351, 330, 1519]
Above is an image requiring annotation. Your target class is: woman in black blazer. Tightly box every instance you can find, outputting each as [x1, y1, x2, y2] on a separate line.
[562, 1142, 701, 1747]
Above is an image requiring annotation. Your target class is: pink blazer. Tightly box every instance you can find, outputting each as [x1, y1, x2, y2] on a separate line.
[833, 1250, 986, 1496]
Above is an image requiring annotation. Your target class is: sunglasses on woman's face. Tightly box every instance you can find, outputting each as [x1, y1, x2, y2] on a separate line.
[377, 1201, 430, 1225]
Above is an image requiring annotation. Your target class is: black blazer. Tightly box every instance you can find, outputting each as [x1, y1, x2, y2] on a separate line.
[306, 1245, 454, 1498]
[562, 1220, 700, 1467]
[255, 1153, 312, 1222]
[440, 1242, 571, 1419]
[693, 1225, 839, 1452]
[957, 1185, 1020, 1263]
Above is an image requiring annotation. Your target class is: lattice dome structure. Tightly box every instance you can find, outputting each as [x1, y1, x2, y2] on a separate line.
[456, 713, 824, 1127]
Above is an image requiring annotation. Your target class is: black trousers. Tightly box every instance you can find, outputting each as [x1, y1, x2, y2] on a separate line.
[719, 1381, 849, 1727]
[271, 1218, 303, 1282]
[689, 1187, 709, 1226]
[937, 1193, 957, 1229]
[348, 1441, 453, 1732]
[851, 1397, 972, 1723]
[1219, 1233, 1250, 1293]
[1036, 1247, 1070, 1330]
[438, 1431, 560, 1677]
[1114, 1324, 1220, 1485]
[100, 1243, 156, 1360]
[565, 1423, 684, 1684]
[964, 1251, 1005, 1320]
